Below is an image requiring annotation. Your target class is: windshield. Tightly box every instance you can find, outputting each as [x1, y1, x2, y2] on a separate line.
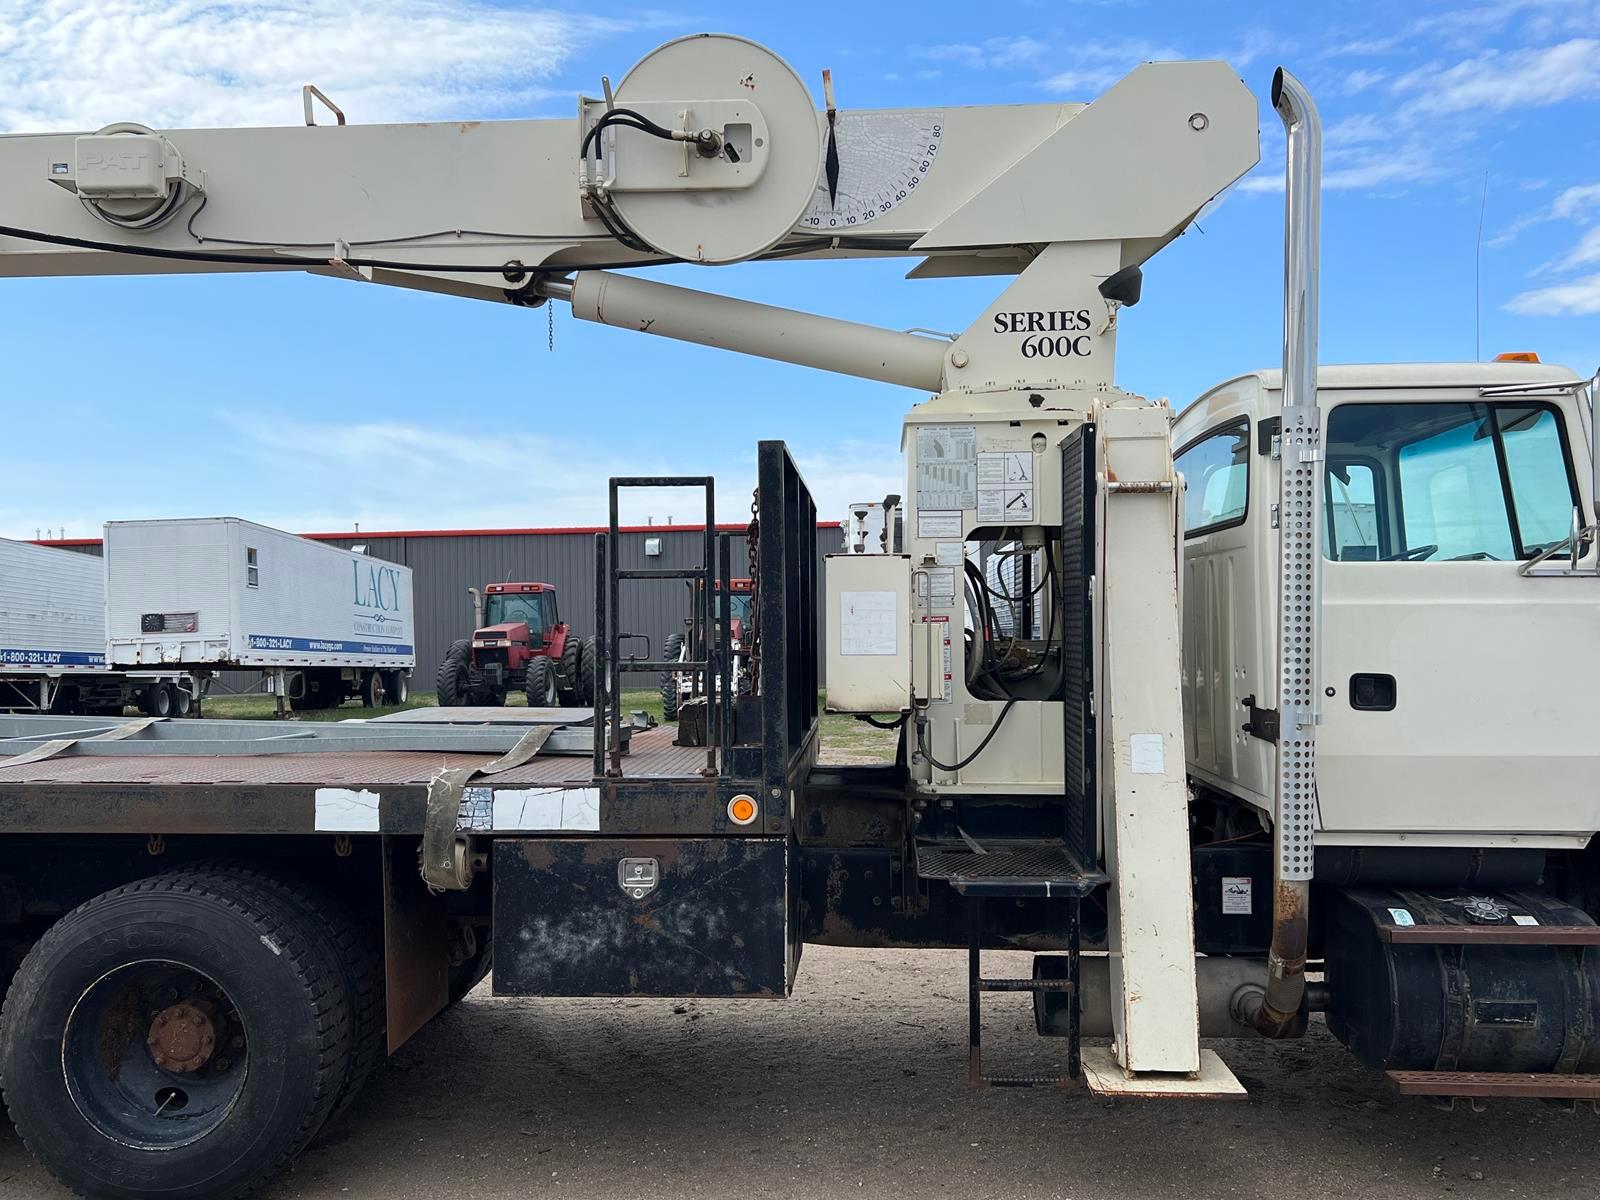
[484, 593, 547, 633]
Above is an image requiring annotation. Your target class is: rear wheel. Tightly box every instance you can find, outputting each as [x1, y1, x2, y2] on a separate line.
[556, 633, 582, 706]
[384, 670, 409, 705]
[171, 682, 193, 718]
[579, 637, 599, 708]
[525, 656, 558, 708]
[141, 682, 175, 718]
[436, 639, 472, 707]
[0, 869, 352, 1200]
[168, 863, 385, 1128]
[659, 632, 685, 720]
[360, 670, 385, 709]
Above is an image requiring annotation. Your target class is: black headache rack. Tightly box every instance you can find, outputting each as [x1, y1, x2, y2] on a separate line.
[591, 440, 820, 818]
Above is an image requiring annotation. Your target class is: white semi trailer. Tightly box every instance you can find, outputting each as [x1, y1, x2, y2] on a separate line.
[0, 30, 1598, 1200]
[105, 517, 415, 711]
[0, 534, 198, 716]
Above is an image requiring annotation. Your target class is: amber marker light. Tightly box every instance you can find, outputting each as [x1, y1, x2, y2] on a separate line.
[727, 794, 758, 826]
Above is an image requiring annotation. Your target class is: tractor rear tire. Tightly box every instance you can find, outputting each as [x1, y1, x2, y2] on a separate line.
[659, 632, 685, 721]
[436, 639, 472, 707]
[579, 637, 599, 708]
[526, 657, 558, 708]
[557, 634, 582, 706]
[360, 670, 386, 709]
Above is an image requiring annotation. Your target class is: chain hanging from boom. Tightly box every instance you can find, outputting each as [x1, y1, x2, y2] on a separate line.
[742, 488, 760, 696]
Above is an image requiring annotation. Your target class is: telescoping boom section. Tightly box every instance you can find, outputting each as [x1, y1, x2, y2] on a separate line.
[2, 30, 1600, 1200]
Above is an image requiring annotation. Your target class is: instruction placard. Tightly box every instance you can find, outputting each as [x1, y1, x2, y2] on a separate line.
[923, 566, 956, 607]
[840, 590, 900, 656]
[977, 450, 1035, 524]
[915, 425, 977, 510]
[917, 509, 963, 539]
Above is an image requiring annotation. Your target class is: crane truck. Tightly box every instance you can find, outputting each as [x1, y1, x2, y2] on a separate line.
[0, 31, 1596, 1200]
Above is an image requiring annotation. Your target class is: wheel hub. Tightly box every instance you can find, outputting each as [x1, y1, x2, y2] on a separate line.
[146, 999, 218, 1074]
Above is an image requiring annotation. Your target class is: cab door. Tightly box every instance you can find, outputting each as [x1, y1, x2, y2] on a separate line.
[1316, 392, 1600, 840]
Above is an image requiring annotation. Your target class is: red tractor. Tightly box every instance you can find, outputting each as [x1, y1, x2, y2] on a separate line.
[436, 582, 595, 708]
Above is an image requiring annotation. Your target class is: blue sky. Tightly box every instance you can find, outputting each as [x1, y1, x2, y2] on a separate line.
[1, 0, 1596, 538]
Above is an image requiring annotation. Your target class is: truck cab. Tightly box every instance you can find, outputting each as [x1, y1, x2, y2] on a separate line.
[1174, 360, 1599, 852]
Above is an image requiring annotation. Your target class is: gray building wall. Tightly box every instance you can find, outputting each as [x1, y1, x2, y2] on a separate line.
[53, 524, 841, 693]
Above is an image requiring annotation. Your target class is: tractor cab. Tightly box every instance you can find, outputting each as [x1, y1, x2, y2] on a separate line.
[478, 583, 558, 657]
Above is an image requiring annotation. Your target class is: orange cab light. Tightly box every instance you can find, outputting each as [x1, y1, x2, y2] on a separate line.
[727, 794, 758, 826]
[1494, 351, 1541, 363]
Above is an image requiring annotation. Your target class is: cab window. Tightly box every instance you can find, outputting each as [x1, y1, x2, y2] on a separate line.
[1176, 419, 1250, 536]
[1324, 401, 1578, 561]
[484, 592, 548, 636]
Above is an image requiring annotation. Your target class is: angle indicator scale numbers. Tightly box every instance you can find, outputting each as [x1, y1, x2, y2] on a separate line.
[800, 110, 945, 231]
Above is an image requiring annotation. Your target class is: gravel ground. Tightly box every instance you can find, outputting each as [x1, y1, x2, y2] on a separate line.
[4, 944, 1597, 1200]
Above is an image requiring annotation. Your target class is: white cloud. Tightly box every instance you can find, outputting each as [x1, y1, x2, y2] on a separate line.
[205, 414, 883, 534]
[1338, 67, 1386, 95]
[1041, 39, 1184, 95]
[0, 1, 648, 132]
[1568, 226, 1600, 268]
[919, 37, 1047, 70]
[1553, 182, 1600, 220]
[1395, 38, 1600, 119]
[1506, 272, 1600, 315]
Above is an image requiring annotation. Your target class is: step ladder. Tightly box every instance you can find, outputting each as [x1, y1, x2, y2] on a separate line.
[597, 476, 732, 780]
[916, 836, 1105, 1086]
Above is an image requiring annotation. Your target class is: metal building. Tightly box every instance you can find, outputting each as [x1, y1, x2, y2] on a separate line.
[43, 522, 842, 693]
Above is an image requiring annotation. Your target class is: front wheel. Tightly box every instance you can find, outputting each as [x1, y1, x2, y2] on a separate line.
[436, 639, 472, 707]
[525, 656, 558, 708]
[0, 870, 353, 1200]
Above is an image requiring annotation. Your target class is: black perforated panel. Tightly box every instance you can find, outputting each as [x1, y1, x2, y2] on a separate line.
[1060, 425, 1097, 867]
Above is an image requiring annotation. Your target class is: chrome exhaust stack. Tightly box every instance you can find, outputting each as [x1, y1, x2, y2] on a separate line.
[1235, 67, 1323, 1039]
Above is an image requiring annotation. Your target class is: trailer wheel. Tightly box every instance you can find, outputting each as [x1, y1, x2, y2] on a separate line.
[659, 632, 685, 721]
[526, 656, 558, 708]
[0, 870, 352, 1200]
[360, 670, 386, 709]
[141, 683, 175, 719]
[436, 639, 471, 707]
[172, 683, 193, 718]
[384, 670, 410, 706]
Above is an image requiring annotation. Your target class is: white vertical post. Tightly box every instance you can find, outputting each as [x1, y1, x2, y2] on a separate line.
[1099, 403, 1202, 1075]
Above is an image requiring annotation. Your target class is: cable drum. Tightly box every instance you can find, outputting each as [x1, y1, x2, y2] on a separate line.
[72, 123, 199, 231]
[603, 34, 822, 264]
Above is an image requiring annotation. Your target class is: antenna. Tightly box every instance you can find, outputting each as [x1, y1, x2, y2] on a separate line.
[1475, 170, 1488, 362]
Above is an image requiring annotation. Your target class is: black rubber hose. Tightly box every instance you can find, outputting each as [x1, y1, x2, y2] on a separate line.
[916, 698, 1018, 773]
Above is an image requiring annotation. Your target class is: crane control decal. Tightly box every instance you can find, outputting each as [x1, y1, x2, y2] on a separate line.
[800, 110, 944, 229]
